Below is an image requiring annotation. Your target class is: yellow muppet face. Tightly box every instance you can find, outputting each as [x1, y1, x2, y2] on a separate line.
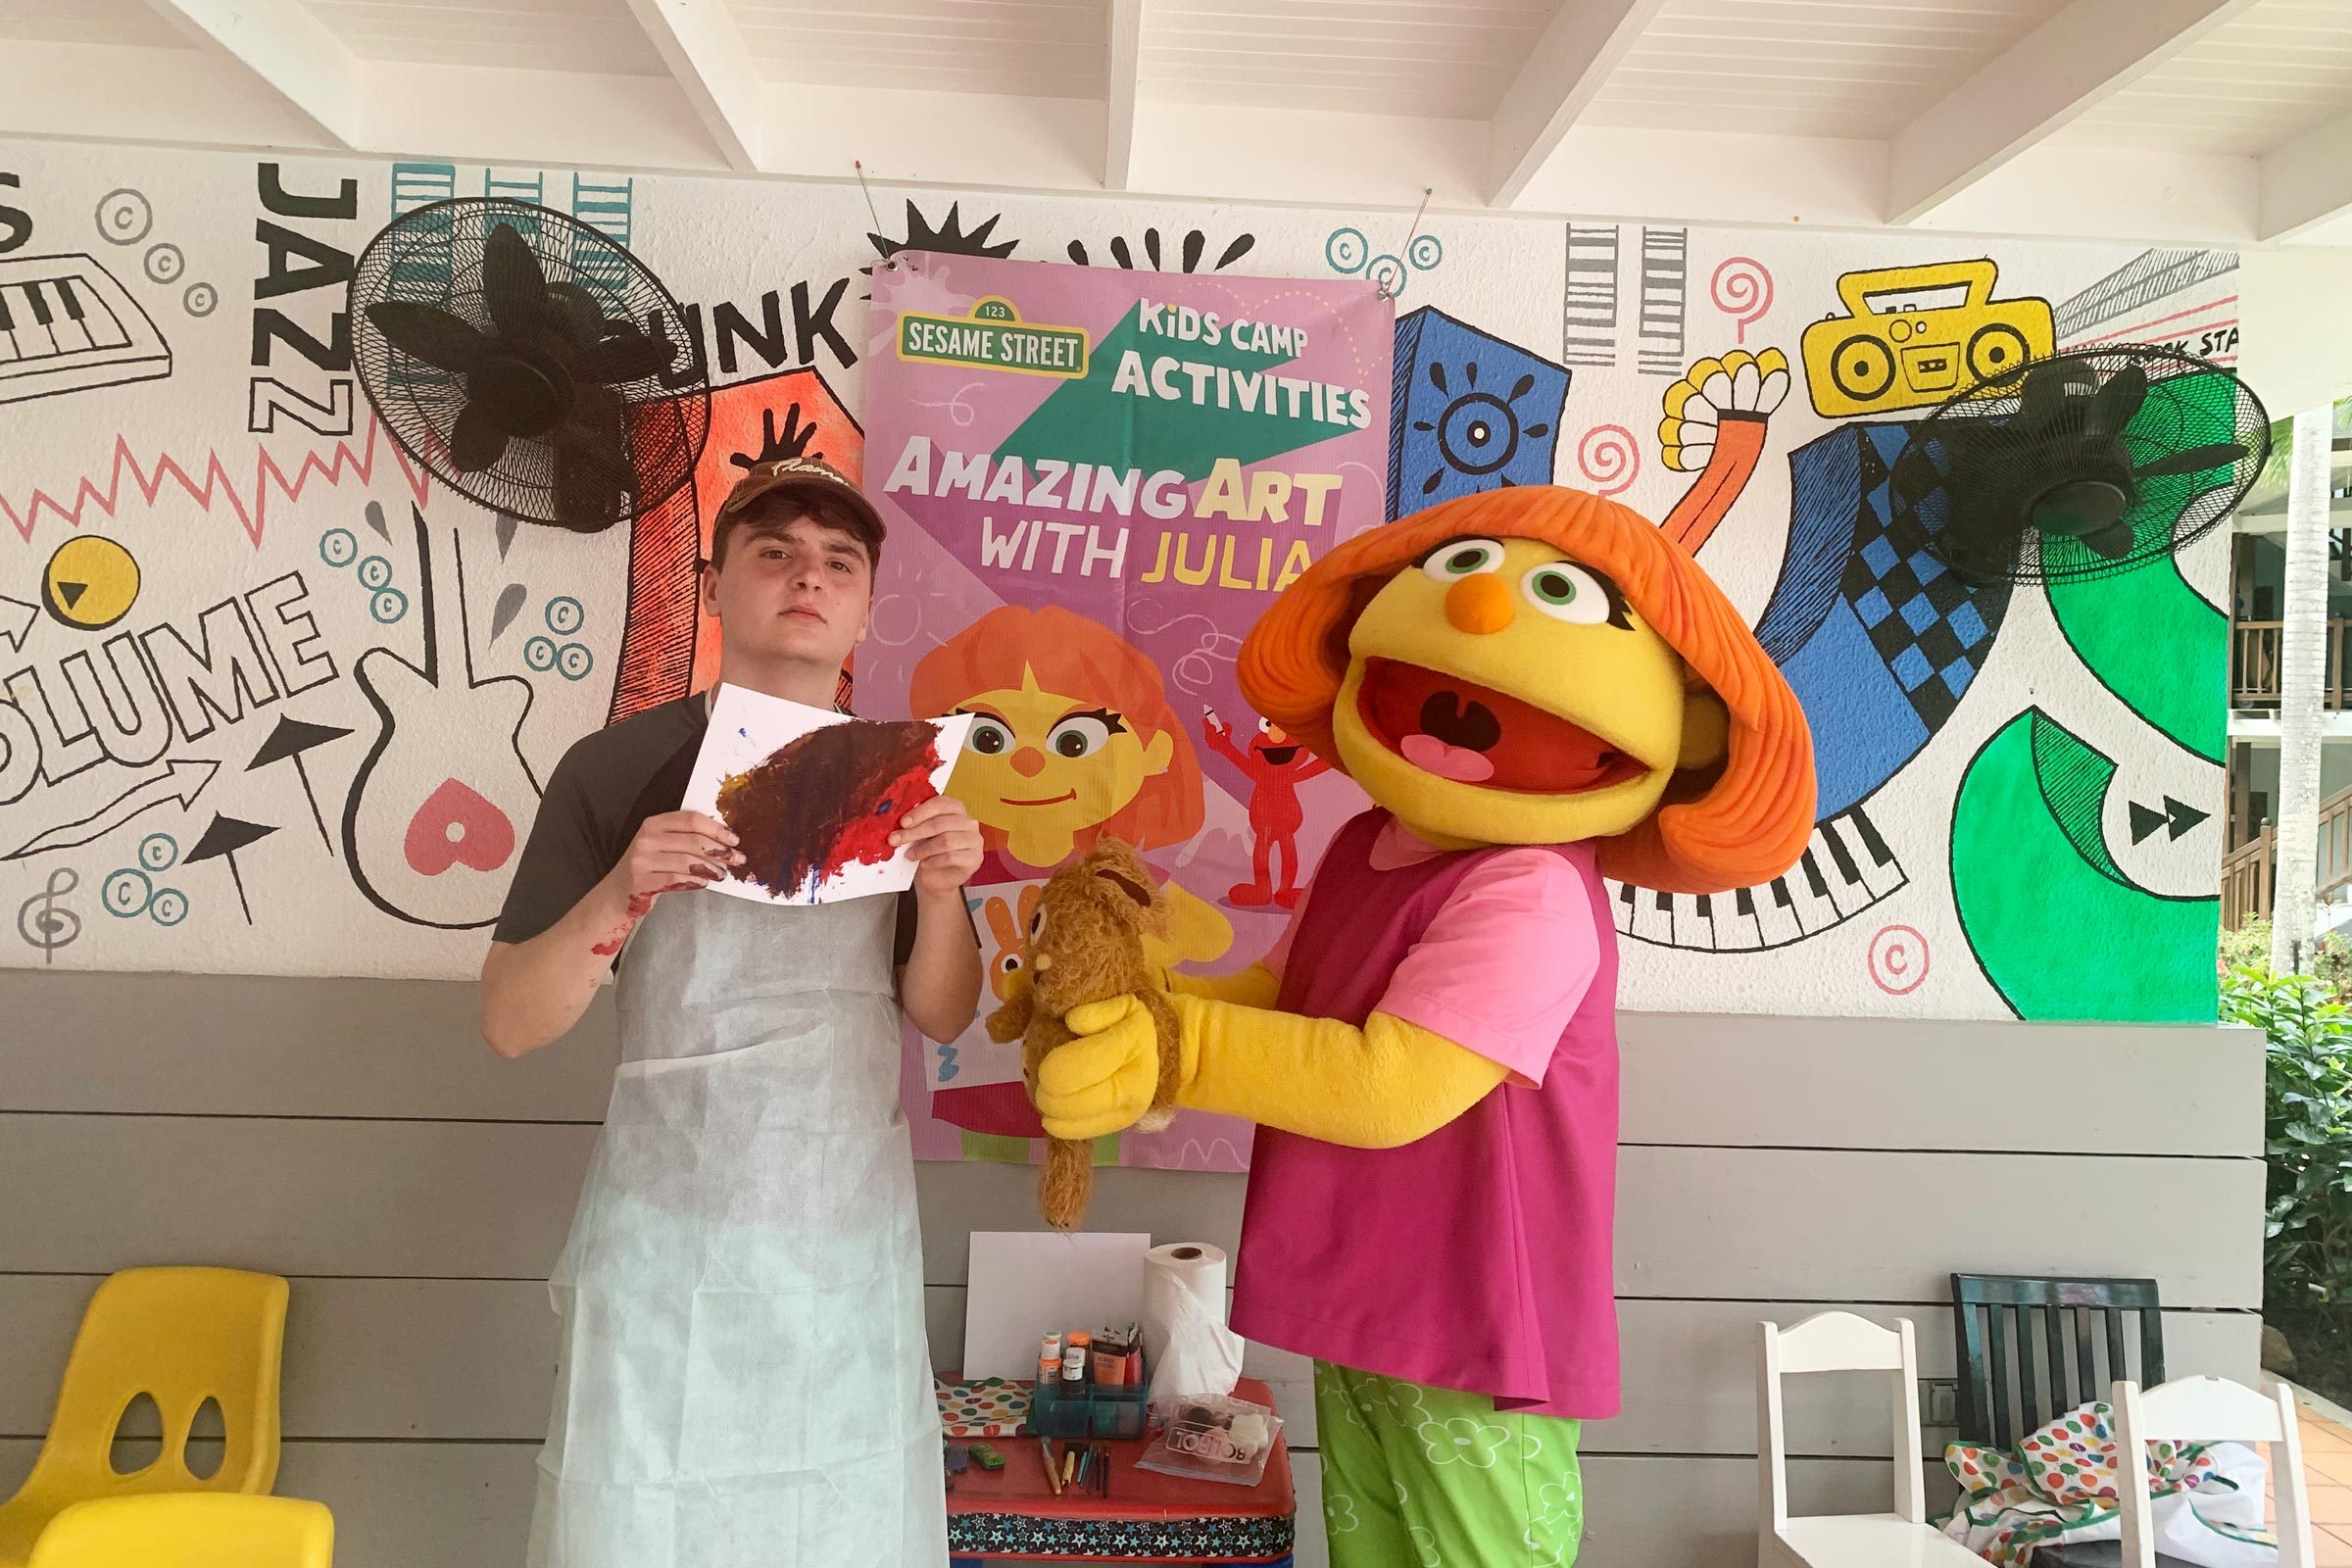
[1332, 535, 1728, 848]
[953, 666, 1176, 867]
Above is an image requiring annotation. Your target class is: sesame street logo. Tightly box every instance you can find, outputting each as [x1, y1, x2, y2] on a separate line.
[897, 297, 1090, 379]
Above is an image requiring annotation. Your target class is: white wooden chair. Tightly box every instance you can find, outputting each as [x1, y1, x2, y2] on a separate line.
[1757, 1311, 1986, 1568]
[2112, 1375, 2313, 1568]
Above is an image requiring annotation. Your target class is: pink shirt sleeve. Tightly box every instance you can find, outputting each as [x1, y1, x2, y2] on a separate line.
[1374, 849, 1598, 1089]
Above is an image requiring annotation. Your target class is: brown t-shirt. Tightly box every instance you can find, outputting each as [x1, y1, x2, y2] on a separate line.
[493, 694, 918, 961]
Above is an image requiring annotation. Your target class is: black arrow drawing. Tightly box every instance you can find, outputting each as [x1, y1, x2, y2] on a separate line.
[2129, 795, 2212, 846]
[0, 594, 37, 653]
[246, 716, 354, 851]
[184, 813, 279, 925]
[3, 757, 218, 860]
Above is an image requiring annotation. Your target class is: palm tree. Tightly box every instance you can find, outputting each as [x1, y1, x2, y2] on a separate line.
[2272, 404, 2335, 975]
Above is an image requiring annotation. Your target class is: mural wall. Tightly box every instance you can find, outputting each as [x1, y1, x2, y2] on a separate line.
[0, 139, 2238, 1069]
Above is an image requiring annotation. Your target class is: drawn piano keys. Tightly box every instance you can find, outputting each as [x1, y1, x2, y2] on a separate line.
[1612, 804, 1907, 952]
[0, 253, 172, 407]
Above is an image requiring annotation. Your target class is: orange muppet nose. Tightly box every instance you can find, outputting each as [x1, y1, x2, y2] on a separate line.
[1010, 746, 1048, 778]
[1445, 574, 1516, 634]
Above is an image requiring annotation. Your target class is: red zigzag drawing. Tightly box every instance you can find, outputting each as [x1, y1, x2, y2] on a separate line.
[2, 419, 437, 547]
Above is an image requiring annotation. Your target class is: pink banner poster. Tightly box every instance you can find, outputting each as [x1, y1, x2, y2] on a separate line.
[862, 251, 1395, 1171]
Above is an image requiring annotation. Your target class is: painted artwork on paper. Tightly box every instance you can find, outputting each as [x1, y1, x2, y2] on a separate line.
[683, 684, 972, 906]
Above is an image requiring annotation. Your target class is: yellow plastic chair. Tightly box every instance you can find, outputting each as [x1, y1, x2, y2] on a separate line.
[0, 1268, 289, 1568]
[26, 1495, 331, 1568]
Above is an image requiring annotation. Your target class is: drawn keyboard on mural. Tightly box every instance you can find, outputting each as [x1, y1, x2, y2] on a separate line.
[0, 254, 172, 407]
[1612, 804, 1906, 952]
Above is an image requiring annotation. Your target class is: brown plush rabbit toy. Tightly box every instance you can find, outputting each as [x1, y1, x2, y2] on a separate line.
[984, 837, 1185, 1231]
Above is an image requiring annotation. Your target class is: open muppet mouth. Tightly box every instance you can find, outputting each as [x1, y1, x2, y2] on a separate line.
[1356, 658, 1652, 794]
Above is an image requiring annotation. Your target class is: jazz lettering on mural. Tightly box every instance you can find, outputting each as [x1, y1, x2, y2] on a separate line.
[249, 163, 358, 437]
[882, 440, 1334, 593]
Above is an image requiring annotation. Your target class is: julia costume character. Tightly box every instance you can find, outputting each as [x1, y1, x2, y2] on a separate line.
[1035, 486, 1816, 1566]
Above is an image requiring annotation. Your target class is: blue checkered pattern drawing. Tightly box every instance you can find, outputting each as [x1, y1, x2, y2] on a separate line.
[1841, 421, 2010, 730]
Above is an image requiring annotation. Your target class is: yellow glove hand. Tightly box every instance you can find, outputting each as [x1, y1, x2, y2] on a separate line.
[1037, 994, 1193, 1142]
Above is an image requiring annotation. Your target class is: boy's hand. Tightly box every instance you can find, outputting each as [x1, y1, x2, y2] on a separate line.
[894, 795, 983, 896]
[606, 810, 741, 904]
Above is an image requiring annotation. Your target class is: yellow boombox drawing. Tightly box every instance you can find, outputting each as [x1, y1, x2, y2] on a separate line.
[1799, 260, 2054, 418]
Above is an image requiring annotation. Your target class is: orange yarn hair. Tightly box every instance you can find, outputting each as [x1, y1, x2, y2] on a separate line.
[1238, 486, 1815, 894]
[910, 604, 1205, 856]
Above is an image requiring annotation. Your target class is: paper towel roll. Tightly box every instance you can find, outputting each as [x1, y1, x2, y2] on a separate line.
[1144, 1242, 1245, 1404]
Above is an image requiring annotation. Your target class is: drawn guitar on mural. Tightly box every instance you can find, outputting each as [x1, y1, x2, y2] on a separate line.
[341, 503, 539, 927]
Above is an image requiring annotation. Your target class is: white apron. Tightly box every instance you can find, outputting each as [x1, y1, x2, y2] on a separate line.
[528, 887, 947, 1567]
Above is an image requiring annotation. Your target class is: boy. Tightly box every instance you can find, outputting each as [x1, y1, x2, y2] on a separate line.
[482, 456, 981, 1567]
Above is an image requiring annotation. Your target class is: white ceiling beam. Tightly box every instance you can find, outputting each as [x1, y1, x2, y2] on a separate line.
[621, 0, 766, 172]
[140, 0, 367, 148]
[2259, 102, 2352, 241]
[1885, 0, 2260, 224]
[1105, 0, 1144, 190]
[1485, 0, 1667, 208]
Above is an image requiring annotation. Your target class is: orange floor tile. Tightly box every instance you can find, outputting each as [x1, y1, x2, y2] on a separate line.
[2308, 1403, 2352, 1557]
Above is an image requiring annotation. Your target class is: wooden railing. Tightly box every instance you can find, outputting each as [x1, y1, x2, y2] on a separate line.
[2223, 826, 2273, 931]
[2221, 786, 2352, 930]
[2230, 619, 2352, 708]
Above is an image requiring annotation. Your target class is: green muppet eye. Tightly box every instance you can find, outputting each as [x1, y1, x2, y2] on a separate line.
[1521, 563, 1611, 624]
[1421, 537, 1505, 581]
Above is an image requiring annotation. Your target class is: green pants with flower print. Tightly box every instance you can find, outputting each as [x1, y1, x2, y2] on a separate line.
[1314, 1361, 1583, 1568]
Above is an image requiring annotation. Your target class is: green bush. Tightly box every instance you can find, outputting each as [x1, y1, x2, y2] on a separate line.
[2225, 965, 2352, 1302]
[2221, 918, 2352, 1002]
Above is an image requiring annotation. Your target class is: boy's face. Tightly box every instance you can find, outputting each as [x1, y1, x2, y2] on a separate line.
[700, 513, 872, 670]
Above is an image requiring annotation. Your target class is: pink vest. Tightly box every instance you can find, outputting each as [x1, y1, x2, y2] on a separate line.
[1230, 808, 1622, 1418]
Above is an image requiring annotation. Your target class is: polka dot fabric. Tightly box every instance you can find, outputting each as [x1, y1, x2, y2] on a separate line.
[1937, 1399, 2263, 1567]
[935, 1376, 1032, 1439]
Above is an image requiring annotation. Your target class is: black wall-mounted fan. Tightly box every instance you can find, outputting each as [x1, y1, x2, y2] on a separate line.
[1889, 345, 2269, 584]
[350, 198, 709, 533]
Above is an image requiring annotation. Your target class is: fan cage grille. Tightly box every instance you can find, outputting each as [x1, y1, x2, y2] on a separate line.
[1895, 346, 2269, 586]
[351, 198, 709, 530]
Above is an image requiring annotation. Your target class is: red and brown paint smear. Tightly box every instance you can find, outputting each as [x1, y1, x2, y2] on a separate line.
[716, 718, 944, 900]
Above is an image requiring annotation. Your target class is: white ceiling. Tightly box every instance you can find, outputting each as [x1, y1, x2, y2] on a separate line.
[1143, 0, 1555, 119]
[2062, 0, 2352, 154]
[1587, 0, 2072, 139]
[0, 0, 189, 48]
[304, 0, 665, 76]
[744, 0, 1110, 97]
[10, 0, 2352, 246]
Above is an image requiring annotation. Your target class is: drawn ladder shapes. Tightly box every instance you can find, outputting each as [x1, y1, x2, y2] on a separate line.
[1636, 227, 1689, 378]
[2052, 248, 2239, 343]
[1612, 804, 1907, 953]
[568, 174, 637, 299]
[1562, 225, 1622, 369]
[387, 164, 460, 395]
